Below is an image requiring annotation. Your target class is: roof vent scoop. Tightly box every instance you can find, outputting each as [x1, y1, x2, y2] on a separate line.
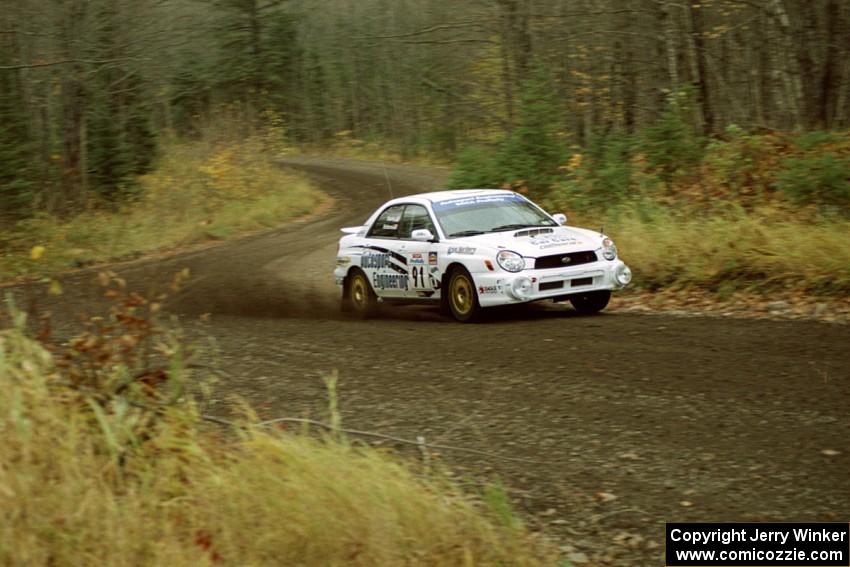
[514, 228, 554, 238]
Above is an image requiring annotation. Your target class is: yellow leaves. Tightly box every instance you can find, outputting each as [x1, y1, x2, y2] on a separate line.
[566, 153, 584, 173]
[170, 268, 191, 293]
[48, 279, 63, 296]
[196, 144, 267, 200]
[30, 246, 46, 260]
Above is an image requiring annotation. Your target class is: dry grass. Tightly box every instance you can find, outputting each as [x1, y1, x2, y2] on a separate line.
[0, 326, 553, 566]
[579, 204, 850, 295]
[1, 135, 327, 280]
[299, 130, 452, 166]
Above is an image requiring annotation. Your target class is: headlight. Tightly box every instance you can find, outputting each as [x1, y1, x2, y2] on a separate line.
[601, 238, 617, 261]
[496, 250, 525, 272]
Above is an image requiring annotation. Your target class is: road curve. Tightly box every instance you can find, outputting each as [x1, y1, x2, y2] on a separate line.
[15, 157, 850, 565]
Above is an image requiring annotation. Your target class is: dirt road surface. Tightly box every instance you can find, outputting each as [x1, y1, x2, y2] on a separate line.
[11, 157, 850, 565]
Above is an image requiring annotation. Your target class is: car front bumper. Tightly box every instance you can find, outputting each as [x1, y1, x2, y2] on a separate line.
[472, 260, 632, 307]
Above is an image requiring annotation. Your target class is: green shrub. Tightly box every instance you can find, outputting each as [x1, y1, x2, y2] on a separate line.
[777, 153, 850, 210]
[643, 89, 704, 186]
[448, 144, 502, 189]
[450, 65, 566, 195]
[795, 131, 838, 151]
[495, 67, 566, 193]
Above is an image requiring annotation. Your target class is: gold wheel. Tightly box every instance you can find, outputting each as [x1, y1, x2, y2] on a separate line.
[449, 272, 475, 317]
[347, 271, 376, 317]
[351, 273, 370, 310]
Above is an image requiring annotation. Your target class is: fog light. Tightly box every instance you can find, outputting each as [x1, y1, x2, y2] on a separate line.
[510, 277, 533, 299]
[615, 264, 632, 286]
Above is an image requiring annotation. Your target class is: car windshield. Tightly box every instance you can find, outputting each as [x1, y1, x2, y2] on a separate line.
[432, 193, 556, 238]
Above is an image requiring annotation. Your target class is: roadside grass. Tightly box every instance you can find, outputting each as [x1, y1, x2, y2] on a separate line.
[565, 203, 850, 296]
[541, 130, 850, 297]
[299, 130, 452, 166]
[0, 135, 327, 281]
[0, 318, 552, 566]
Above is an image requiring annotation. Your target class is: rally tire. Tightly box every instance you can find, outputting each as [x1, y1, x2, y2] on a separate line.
[569, 290, 611, 314]
[446, 267, 481, 323]
[344, 268, 378, 318]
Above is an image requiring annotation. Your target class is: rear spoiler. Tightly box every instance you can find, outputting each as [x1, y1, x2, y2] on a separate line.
[340, 226, 363, 234]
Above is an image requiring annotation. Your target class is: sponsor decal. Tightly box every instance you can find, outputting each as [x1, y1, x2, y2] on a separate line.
[373, 273, 408, 290]
[530, 235, 582, 249]
[409, 253, 425, 265]
[478, 285, 499, 294]
[362, 253, 391, 269]
[355, 245, 407, 265]
[530, 235, 577, 246]
[448, 246, 476, 255]
[539, 242, 577, 249]
[428, 251, 438, 265]
[356, 246, 408, 274]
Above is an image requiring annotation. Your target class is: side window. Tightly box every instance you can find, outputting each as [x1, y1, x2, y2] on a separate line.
[367, 205, 405, 238]
[398, 205, 436, 239]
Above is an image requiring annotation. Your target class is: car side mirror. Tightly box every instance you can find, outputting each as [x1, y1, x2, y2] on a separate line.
[552, 213, 568, 226]
[411, 228, 435, 242]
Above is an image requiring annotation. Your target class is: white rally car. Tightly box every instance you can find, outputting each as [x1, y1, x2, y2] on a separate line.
[335, 189, 632, 322]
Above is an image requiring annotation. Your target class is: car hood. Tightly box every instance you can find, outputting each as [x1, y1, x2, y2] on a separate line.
[449, 226, 603, 257]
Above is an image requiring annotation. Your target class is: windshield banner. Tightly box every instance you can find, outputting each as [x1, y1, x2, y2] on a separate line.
[432, 193, 526, 211]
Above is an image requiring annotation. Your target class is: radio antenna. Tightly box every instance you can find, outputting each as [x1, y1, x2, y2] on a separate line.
[382, 163, 394, 199]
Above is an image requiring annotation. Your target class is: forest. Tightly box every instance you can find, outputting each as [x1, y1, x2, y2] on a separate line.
[2, 0, 849, 211]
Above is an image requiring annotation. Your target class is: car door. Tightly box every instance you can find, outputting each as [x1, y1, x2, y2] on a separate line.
[360, 204, 408, 299]
[396, 204, 440, 299]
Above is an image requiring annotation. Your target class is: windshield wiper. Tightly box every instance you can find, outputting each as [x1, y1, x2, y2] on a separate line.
[489, 223, 538, 232]
[449, 229, 485, 237]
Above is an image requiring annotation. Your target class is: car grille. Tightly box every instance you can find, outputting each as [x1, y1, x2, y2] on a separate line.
[534, 250, 598, 270]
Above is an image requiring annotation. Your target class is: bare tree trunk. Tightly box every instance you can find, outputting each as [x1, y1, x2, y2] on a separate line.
[767, 0, 804, 129]
[249, 0, 262, 94]
[59, 0, 88, 210]
[660, 1, 679, 90]
[687, 3, 713, 134]
[818, 0, 840, 128]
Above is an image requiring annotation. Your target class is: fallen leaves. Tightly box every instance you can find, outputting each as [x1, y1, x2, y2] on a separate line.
[595, 491, 618, 503]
